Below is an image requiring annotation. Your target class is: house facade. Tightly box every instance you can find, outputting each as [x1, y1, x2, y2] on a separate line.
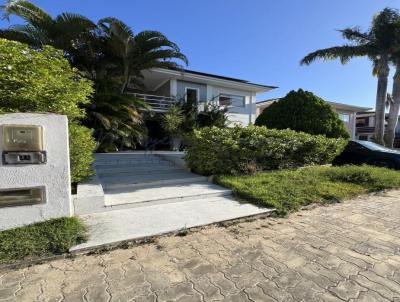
[128, 68, 276, 126]
[256, 99, 371, 139]
[356, 112, 400, 147]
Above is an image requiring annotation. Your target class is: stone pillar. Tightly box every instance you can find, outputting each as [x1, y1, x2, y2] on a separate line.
[0, 113, 72, 230]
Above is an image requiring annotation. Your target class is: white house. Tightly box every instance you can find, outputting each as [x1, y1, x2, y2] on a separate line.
[128, 68, 276, 126]
[256, 99, 371, 139]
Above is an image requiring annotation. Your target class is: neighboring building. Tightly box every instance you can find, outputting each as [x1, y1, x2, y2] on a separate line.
[356, 112, 400, 147]
[128, 68, 276, 126]
[256, 99, 371, 139]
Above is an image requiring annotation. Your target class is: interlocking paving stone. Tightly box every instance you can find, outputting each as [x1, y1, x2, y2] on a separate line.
[1, 190, 400, 301]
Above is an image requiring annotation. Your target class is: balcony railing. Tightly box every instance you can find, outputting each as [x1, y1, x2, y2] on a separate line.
[127, 93, 177, 112]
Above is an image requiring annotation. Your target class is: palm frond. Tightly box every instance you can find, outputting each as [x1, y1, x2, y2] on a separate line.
[339, 27, 372, 44]
[1, 0, 52, 26]
[301, 45, 371, 65]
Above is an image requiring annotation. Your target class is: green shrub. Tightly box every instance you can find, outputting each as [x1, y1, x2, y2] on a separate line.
[255, 89, 350, 139]
[0, 38, 93, 118]
[197, 103, 228, 128]
[184, 125, 347, 175]
[0, 217, 87, 264]
[69, 122, 96, 183]
[0, 38, 95, 183]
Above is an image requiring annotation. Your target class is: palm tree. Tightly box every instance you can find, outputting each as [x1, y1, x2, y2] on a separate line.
[84, 93, 149, 151]
[0, 0, 96, 52]
[301, 8, 400, 145]
[1, 1, 189, 151]
[98, 18, 188, 93]
[386, 56, 400, 147]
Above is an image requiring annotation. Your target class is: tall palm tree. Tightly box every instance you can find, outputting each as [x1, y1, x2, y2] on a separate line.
[301, 8, 400, 145]
[386, 55, 400, 147]
[98, 18, 188, 93]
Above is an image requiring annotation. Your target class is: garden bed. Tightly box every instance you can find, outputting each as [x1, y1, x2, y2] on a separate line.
[0, 217, 87, 265]
[215, 165, 400, 216]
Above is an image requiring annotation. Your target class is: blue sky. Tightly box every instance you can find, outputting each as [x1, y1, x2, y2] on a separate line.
[1, 0, 399, 108]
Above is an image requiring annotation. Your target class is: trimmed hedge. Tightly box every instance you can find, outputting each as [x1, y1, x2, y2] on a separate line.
[184, 125, 347, 175]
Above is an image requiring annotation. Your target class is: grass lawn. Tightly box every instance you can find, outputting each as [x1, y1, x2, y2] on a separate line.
[0, 217, 87, 265]
[215, 165, 400, 216]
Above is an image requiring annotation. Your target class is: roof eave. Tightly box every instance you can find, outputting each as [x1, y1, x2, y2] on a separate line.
[151, 68, 277, 93]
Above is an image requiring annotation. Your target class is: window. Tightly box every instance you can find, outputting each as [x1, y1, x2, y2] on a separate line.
[338, 113, 350, 123]
[218, 94, 245, 107]
[185, 87, 199, 105]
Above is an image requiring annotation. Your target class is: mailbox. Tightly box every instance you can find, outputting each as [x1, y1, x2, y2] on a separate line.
[0, 187, 45, 207]
[2, 125, 46, 164]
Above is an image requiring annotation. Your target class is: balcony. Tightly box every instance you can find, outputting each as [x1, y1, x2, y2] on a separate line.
[127, 93, 178, 112]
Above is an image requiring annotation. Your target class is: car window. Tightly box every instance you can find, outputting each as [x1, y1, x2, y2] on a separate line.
[346, 142, 366, 152]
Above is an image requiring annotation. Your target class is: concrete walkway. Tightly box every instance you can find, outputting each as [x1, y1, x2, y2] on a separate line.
[2, 190, 400, 301]
[72, 152, 272, 251]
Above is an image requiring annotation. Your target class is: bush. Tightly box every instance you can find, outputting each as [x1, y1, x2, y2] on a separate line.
[255, 89, 350, 139]
[197, 103, 228, 128]
[0, 39, 93, 118]
[69, 123, 96, 183]
[184, 125, 347, 175]
[0, 38, 95, 183]
[0, 217, 87, 264]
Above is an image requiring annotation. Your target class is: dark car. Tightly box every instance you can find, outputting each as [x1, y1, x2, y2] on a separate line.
[333, 140, 400, 169]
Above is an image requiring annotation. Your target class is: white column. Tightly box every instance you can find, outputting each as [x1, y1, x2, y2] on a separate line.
[350, 112, 356, 139]
[249, 92, 257, 125]
[206, 84, 213, 103]
[170, 79, 177, 97]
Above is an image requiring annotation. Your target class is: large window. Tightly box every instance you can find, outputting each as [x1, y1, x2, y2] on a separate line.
[338, 113, 350, 123]
[218, 94, 245, 107]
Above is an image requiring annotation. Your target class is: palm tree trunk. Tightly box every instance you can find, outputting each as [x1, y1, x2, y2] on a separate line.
[385, 63, 400, 147]
[120, 64, 129, 94]
[374, 57, 390, 145]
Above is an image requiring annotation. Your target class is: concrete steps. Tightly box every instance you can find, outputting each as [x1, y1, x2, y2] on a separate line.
[104, 181, 232, 207]
[75, 152, 223, 214]
[72, 151, 274, 252]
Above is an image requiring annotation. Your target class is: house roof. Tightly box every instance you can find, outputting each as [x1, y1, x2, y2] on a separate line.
[177, 68, 278, 89]
[257, 98, 372, 112]
[145, 68, 277, 93]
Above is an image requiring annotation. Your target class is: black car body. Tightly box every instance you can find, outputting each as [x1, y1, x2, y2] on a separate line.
[333, 140, 400, 169]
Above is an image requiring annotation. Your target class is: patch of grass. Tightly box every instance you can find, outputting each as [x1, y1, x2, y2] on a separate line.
[215, 165, 400, 216]
[0, 217, 87, 264]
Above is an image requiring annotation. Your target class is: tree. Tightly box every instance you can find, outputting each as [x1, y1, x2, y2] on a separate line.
[0, 0, 188, 150]
[301, 8, 400, 145]
[97, 18, 188, 93]
[255, 89, 350, 139]
[0, 38, 95, 182]
[386, 53, 400, 147]
[0, 0, 96, 57]
[84, 93, 148, 152]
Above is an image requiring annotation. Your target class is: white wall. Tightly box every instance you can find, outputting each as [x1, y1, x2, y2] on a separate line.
[0, 113, 72, 230]
[210, 86, 255, 126]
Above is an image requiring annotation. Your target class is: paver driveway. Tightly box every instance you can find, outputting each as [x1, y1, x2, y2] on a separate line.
[1, 190, 400, 302]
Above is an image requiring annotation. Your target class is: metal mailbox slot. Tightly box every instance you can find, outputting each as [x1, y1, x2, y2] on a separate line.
[0, 187, 45, 208]
[2, 125, 46, 164]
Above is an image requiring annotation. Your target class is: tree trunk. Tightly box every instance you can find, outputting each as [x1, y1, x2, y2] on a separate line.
[120, 63, 129, 94]
[374, 57, 390, 145]
[385, 64, 400, 147]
